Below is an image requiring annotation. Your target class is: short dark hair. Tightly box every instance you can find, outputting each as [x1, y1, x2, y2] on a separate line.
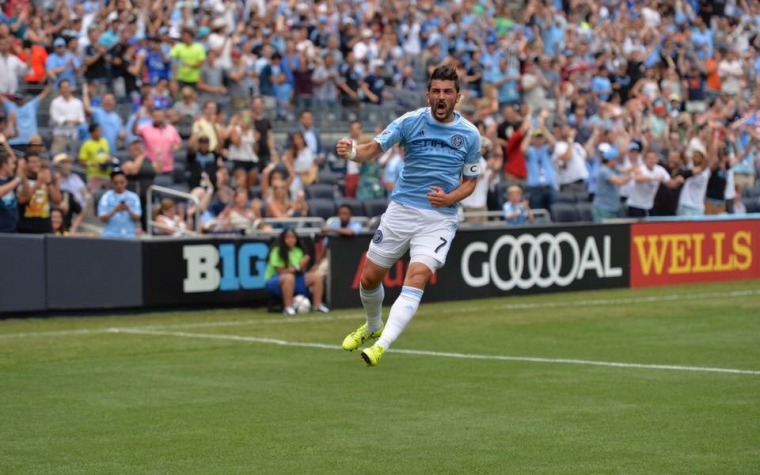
[427, 65, 460, 93]
[110, 169, 126, 180]
[88, 123, 100, 134]
[337, 203, 352, 213]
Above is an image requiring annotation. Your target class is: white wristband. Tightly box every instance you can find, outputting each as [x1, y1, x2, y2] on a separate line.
[347, 145, 356, 161]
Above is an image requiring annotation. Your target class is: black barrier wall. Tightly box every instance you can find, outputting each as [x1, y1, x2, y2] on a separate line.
[0, 235, 46, 314]
[328, 224, 631, 309]
[45, 237, 144, 311]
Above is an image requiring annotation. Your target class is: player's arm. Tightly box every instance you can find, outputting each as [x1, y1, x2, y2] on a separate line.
[427, 177, 477, 208]
[336, 138, 384, 164]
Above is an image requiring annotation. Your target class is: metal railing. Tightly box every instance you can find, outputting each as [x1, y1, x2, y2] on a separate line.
[146, 185, 201, 237]
[459, 209, 552, 228]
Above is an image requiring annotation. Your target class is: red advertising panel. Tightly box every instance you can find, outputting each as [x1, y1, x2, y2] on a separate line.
[630, 220, 760, 288]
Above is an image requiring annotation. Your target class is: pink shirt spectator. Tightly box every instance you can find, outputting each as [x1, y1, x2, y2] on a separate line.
[138, 123, 181, 174]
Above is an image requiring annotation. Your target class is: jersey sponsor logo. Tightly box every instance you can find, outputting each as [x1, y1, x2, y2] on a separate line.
[451, 134, 464, 149]
[460, 232, 622, 290]
[372, 229, 383, 244]
[416, 130, 425, 137]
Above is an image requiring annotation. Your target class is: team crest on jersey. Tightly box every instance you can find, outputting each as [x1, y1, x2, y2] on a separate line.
[372, 229, 383, 244]
[451, 134, 464, 149]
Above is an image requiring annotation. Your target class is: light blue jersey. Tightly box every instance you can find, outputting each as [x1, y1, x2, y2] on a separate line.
[373, 107, 481, 216]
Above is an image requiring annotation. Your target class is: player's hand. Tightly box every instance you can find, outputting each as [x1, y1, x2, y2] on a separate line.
[427, 186, 452, 208]
[336, 138, 354, 160]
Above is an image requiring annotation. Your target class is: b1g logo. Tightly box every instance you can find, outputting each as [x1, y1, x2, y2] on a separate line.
[183, 243, 268, 293]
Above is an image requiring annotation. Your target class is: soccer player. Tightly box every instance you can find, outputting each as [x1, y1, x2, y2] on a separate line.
[335, 65, 481, 367]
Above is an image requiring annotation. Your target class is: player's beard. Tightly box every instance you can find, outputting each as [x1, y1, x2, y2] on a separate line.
[430, 98, 456, 123]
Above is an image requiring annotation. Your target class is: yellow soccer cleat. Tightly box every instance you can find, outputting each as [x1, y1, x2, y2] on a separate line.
[342, 323, 384, 351]
[361, 345, 385, 367]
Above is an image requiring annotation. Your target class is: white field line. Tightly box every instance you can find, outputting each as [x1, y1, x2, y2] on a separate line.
[2, 288, 760, 341]
[111, 328, 760, 376]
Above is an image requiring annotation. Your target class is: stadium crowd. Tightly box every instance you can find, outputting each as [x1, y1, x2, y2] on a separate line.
[0, 0, 760, 237]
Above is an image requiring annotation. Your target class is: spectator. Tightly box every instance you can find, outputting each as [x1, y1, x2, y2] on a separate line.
[78, 123, 111, 191]
[499, 105, 530, 183]
[153, 198, 187, 236]
[521, 125, 557, 212]
[120, 139, 157, 231]
[25, 134, 48, 161]
[17, 153, 62, 234]
[226, 49, 251, 112]
[0, 147, 24, 233]
[2, 81, 52, 151]
[337, 51, 361, 108]
[323, 203, 364, 236]
[197, 49, 228, 110]
[97, 169, 141, 238]
[251, 96, 275, 170]
[191, 100, 224, 153]
[343, 120, 363, 198]
[143, 36, 172, 87]
[264, 228, 329, 316]
[502, 185, 533, 226]
[677, 144, 711, 216]
[217, 188, 265, 233]
[18, 40, 48, 87]
[83, 87, 125, 154]
[53, 153, 86, 232]
[284, 131, 317, 198]
[628, 151, 682, 218]
[361, 60, 386, 105]
[170, 27, 206, 90]
[170, 86, 201, 133]
[592, 149, 632, 222]
[227, 109, 260, 188]
[652, 149, 688, 217]
[265, 173, 308, 219]
[552, 125, 588, 193]
[136, 108, 181, 176]
[49, 79, 85, 155]
[46, 37, 81, 89]
[381, 144, 404, 194]
[50, 208, 70, 236]
[312, 52, 339, 110]
[0, 35, 29, 95]
[460, 137, 492, 223]
[186, 135, 222, 189]
[292, 110, 324, 166]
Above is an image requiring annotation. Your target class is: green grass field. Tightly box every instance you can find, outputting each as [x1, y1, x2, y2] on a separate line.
[1, 281, 759, 474]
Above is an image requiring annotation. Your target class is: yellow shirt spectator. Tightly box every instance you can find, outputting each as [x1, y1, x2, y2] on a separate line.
[79, 134, 111, 182]
[170, 41, 206, 84]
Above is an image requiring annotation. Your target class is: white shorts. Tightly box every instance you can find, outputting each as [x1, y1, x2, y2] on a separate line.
[367, 201, 458, 271]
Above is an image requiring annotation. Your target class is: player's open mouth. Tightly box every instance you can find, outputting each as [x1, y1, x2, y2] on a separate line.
[436, 102, 446, 112]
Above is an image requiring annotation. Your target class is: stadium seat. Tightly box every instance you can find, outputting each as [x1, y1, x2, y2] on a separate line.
[154, 174, 174, 188]
[363, 198, 388, 218]
[744, 197, 760, 213]
[743, 185, 760, 199]
[574, 190, 591, 202]
[575, 202, 594, 222]
[551, 203, 581, 222]
[555, 191, 578, 204]
[306, 183, 336, 199]
[335, 198, 365, 217]
[317, 169, 342, 185]
[307, 198, 336, 220]
[173, 163, 186, 184]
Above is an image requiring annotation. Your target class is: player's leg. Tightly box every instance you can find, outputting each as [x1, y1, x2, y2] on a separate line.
[362, 211, 456, 366]
[342, 203, 408, 351]
[372, 260, 434, 352]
